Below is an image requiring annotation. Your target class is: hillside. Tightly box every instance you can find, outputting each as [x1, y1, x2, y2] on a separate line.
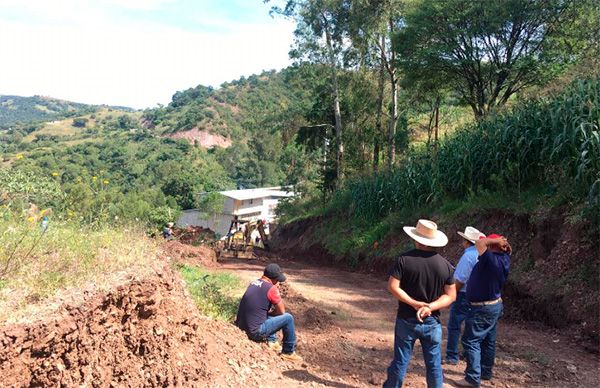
[142, 68, 312, 141]
[0, 95, 132, 128]
[0, 69, 320, 228]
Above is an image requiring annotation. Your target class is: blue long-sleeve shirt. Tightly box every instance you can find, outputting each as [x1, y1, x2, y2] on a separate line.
[453, 245, 479, 293]
[466, 250, 510, 303]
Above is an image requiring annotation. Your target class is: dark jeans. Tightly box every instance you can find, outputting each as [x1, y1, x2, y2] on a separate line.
[446, 292, 470, 362]
[384, 316, 443, 388]
[462, 302, 503, 386]
[249, 313, 296, 354]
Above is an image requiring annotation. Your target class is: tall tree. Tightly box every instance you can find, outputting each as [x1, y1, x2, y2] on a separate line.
[396, 0, 580, 119]
[347, 0, 404, 168]
[269, 0, 351, 186]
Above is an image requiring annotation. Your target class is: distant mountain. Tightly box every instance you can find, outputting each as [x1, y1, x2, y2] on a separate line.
[1, 67, 319, 192]
[0, 95, 133, 128]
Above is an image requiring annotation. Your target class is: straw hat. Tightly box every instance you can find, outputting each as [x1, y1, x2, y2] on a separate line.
[457, 226, 486, 244]
[403, 219, 448, 247]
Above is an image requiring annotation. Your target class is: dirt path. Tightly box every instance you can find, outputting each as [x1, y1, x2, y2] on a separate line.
[217, 255, 600, 388]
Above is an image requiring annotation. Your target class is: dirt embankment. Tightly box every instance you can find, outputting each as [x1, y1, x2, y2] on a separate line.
[167, 128, 232, 148]
[271, 209, 600, 350]
[0, 253, 302, 387]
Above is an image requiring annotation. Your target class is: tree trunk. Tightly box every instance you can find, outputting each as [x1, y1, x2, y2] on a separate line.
[434, 96, 440, 150]
[374, 34, 385, 172]
[426, 105, 435, 148]
[387, 19, 398, 170]
[324, 20, 344, 185]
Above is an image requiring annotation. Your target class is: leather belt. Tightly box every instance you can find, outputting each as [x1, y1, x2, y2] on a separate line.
[470, 297, 502, 306]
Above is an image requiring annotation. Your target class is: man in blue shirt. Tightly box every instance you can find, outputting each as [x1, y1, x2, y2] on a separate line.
[445, 227, 485, 365]
[456, 234, 511, 387]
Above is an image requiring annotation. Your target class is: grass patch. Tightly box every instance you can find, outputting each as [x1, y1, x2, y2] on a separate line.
[522, 350, 551, 366]
[178, 265, 242, 322]
[0, 219, 159, 322]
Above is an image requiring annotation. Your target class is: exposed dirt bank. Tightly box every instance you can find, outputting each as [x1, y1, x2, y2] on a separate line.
[167, 127, 232, 148]
[0, 255, 305, 387]
[271, 209, 600, 351]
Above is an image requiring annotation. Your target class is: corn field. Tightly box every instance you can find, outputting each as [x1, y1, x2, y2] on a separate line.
[341, 78, 600, 223]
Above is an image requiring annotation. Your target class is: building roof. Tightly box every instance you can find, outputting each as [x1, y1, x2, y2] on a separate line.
[218, 187, 295, 201]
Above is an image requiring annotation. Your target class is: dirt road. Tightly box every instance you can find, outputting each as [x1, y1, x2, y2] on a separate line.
[218, 254, 600, 388]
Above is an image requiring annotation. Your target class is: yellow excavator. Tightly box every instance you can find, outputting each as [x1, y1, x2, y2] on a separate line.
[220, 218, 269, 259]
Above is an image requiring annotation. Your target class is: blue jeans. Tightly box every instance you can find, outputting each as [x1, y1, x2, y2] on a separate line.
[250, 313, 296, 354]
[446, 292, 470, 362]
[384, 316, 443, 388]
[462, 302, 503, 386]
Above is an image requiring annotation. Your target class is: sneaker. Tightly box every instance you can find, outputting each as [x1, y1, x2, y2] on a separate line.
[280, 352, 303, 362]
[481, 375, 492, 381]
[267, 341, 282, 352]
[443, 359, 459, 365]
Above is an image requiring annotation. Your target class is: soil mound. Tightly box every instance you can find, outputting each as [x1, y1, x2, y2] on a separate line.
[279, 283, 333, 330]
[163, 240, 217, 267]
[173, 225, 215, 245]
[0, 259, 302, 387]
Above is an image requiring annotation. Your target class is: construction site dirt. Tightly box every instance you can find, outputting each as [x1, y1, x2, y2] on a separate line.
[1, 240, 598, 387]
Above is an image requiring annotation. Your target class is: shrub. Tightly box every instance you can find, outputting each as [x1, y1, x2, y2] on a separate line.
[178, 265, 241, 321]
[72, 118, 88, 128]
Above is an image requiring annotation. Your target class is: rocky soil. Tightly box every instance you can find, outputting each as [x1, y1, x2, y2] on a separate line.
[0, 255, 307, 387]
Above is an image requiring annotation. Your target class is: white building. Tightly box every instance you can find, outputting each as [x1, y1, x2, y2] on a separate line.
[177, 187, 295, 237]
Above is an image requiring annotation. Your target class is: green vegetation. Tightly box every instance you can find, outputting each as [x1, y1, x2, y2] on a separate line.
[0, 214, 158, 322]
[268, 0, 598, 187]
[178, 265, 242, 321]
[279, 78, 600, 263]
[0, 95, 131, 128]
[2, 131, 233, 226]
[337, 79, 598, 223]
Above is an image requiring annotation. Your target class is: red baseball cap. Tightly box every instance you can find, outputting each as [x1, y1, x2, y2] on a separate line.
[487, 233, 504, 239]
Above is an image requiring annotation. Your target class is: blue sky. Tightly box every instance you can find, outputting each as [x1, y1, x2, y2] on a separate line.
[0, 0, 294, 108]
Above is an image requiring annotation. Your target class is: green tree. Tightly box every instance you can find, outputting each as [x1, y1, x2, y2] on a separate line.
[396, 0, 585, 119]
[270, 0, 350, 185]
[72, 118, 88, 128]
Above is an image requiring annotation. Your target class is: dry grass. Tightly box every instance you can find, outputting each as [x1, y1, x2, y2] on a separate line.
[409, 105, 473, 144]
[22, 108, 142, 142]
[0, 219, 160, 323]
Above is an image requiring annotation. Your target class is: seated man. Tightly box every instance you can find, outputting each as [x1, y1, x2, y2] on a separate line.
[235, 263, 301, 362]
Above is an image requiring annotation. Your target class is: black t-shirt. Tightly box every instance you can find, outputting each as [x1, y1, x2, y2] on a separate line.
[389, 249, 454, 319]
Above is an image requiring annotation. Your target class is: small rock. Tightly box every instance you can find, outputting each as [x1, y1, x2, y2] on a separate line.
[567, 364, 577, 374]
[369, 373, 384, 385]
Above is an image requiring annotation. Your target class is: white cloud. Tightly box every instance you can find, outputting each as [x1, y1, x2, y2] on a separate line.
[0, 2, 294, 108]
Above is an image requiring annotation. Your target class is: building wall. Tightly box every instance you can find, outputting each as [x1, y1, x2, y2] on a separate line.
[178, 193, 289, 236]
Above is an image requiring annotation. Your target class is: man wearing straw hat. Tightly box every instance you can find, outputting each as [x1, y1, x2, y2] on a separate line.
[384, 219, 456, 388]
[455, 234, 511, 388]
[445, 227, 486, 365]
